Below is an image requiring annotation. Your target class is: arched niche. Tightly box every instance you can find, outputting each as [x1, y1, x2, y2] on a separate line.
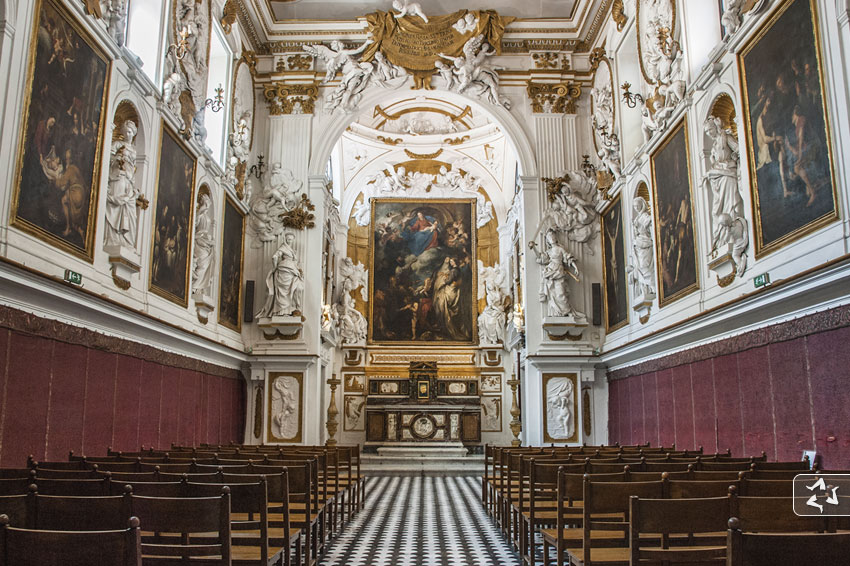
[112, 100, 145, 194]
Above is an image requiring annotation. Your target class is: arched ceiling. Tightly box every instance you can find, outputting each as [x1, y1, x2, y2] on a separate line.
[266, 0, 581, 21]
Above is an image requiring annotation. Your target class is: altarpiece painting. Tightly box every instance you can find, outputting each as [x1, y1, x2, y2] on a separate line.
[601, 195, 629, 332]
[11, 0, 110, 261]
[368, 199, 477, 344]
[218, 196, 245, 331]
[738, 0, 838, 257]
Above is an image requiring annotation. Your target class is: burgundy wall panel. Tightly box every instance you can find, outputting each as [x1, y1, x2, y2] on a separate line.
[806, 326, 850, 468]
[45, 342, 87, 461]
[0, 326, 244, 466]
[691, 359, 716, 454]
[629, 376, 644, 445]
[1, 334, 51, 466]
[671, 365, 695, 450]
[656, 369, 675, 447]
[609, 324, 849, 468]
[712, 354, 744, 457]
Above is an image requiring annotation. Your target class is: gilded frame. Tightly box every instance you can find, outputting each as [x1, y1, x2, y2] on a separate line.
[10, 0, 111, 262]
[343, 395, 366, 432]
[650, 118, 700, 307]
[737, 0, 839, 258]
[636, 0, 677, 85]
[367, 198, 478, 345]
[542, 373, 579, 444]
[149, 123, 197, 307]
[481, 396, 502, 432]
[267, 371, 304, 444]
[217, 195, 245, 332]
[601, 194, 629, 333]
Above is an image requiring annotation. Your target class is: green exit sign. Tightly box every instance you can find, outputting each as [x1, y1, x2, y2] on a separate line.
[753, 272, 770, 288]
[63, 269, 82, 285]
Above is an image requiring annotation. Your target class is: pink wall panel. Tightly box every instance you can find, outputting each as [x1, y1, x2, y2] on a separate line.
[1, 334, 52, 466]
[44, 342, 87, 461]
[159, 366, 181, 447]
[768, 339, 814, 460]
[113, 355, 142, 452]
[737, 347, 776, 459]
[221, 379, 235, 444]
[629, 376, 644, 445]
[618, 377, 630, 445]
[671, 365, 694, 450]
[691, 359, 716, 453]
[0, 330, 8, 430]
[138, 362, 163, 449]
[642, 373, 659, 447]
[232, 380, 244, 442]
[607, 379, 618, 442]
[179, 370, 201, 447]
[207, 376, 221, 445]
[83, 349, 117, 457]
[712, 354, 744, 456]
[806, 326, 850, 469]
[656, 369, 675, 447]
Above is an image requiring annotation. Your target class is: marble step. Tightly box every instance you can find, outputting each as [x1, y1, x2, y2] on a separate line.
[361, 452, 484, 476]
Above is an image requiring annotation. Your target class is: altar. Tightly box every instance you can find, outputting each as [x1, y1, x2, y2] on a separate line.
[364, 362, 481, 444]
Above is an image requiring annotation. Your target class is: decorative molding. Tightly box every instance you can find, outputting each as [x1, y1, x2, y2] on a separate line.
[526, 81, 582, 114]
[531, 52, 569, 69]
[263, 82, 320, 115]
[608, 303, 850, 381]
[404, 148, 443, 160]
[284, 54, 312, 71]
[611, 0, 627, 31]
[369, 353, 476, 365]
[376, 136, 403, 146]
[221, 0, 238, 34]
[443, 136, 470, 146]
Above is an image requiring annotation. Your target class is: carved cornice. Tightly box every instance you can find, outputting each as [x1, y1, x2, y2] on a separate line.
[526, 81, 582, 114]
[263, 82, 320, 115]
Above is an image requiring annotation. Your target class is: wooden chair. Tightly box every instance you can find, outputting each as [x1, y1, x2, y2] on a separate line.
[739, 479, 792, 497]
[127, 488, 231, 565]
[726, 517, 850, 566]
[629, 495, 729, 565]
[32, 492, 131, 531]
[254, 462, 316, 565]
[0, 514, 142, 566]
[0, 478, 32, 496]
[0, 494, 32, 527]
[33, 477, 109, 496]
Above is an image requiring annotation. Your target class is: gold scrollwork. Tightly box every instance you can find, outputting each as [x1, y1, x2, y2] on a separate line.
[532, 52, 569, 69]
[263, 82, 319, 115]
[286, 54, 313, 71]
[404, 148, 443, 160]
[526, 81, 582, 114]
[281, 194, 316, 230]
[612, 0, 627, 32]
[376, 136, 403, 146]
[443, 136, 470, 146]
[220, 0, 237, 34]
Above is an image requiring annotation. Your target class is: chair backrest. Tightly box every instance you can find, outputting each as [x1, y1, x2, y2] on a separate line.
[116, 481, 184, 497]
[740, 479, 792, 497]
[33, 468, 98, 480]
[33, 493, 131, 531]
[726, 517, 850, 566]
[0, 495, 32, 527]
[0, 479, 32, 497]
[668, 479, 740, 499]
[0, 470, 36, 480]
[139, 462, 193, 474]
[0, 514, 142, 566]
[33, 478, 108, 496]
[732, 495, 830, 532]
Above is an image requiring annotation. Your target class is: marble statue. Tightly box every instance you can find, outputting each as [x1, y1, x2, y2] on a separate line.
[271, 374, 299, 440]
[627, 196, 657, 301]
[393, 0, 429, 22]
[335, 257, 368, 344]
[478, 262, 509, 345]
[257, 231, 304, 318]
[191, 193, 216, 298]
[531, 229, 583, 318]
[438, 34, 510, 109]
[248, 164, 303, 243]
[539, 172, 600, 251]
[546, 377, 574, 439]
[100, 0, 127, 45]
[721, 0, 746, 36]
[304, 40, 374, 113]
[703, 116, 748, 276]
[104, 120, 141, 250]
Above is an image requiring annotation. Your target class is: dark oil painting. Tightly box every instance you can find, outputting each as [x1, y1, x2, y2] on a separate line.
[369, 199, 476, 344]
[218, 196, 245, 332]
[601, 196, 628, 332]
[150, 126, 196, 306]
[739, 0, 838, 257]
[651, 119, 699, 307]
[12, 0, 110, 261]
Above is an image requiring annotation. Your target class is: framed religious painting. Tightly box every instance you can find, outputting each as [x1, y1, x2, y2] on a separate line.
[10, 0, 111, 261]
[542, 373, 579, 444]
[149, 124, 196, 306]
[738, 0, 838, 258]
[601, 195, 629, 332]
[368, 198, 477, 345]
[650, 119, 699, 307]
[218, 196, 245, 332]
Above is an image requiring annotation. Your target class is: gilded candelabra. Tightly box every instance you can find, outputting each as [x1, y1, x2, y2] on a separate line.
[325, 374, 340, 446]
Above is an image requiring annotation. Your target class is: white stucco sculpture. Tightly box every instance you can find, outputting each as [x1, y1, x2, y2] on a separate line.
[104, 120, 141, 250]
[100, 0, 127, 45]
[304, 40, 374, 113]
[257, 231, 304, 318]
[478, 262, 509, 345]
[703, 116, 748, 276]
[531, 229, 583, 319]
[191, 193, 216, 298]
[271, 374, 299, 440]
[721, 0, 746, 36]
[546, 377, 574, 439]
[539, 172, 600, 252]
[627, 196, 657, 302]
[223, 111, 251, 187]
[438, 34, 510, 109]
[393, 0, 429, 22]
[248, 164, 303, 244]
[335, 257, 369, 344]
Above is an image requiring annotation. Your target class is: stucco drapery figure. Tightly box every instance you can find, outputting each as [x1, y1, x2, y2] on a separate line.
[531, 229, 583, 319]
[104, 120, 141, 250]
[257, 231, 304, 318]
[191, 193, 216, 298]
[627, 196, 657, 302]
[478, 262, 509, 345]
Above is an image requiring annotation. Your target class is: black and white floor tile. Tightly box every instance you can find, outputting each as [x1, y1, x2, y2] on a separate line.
[319, 476, 521, 566]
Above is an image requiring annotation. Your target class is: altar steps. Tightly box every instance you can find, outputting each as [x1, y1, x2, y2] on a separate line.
[361, 444, 484, 476]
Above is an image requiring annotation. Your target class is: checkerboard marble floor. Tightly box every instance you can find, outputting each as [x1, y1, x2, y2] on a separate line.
[318, 476, 521, 566]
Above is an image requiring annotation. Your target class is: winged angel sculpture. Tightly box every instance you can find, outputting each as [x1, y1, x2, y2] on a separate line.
[304, 40, 406, 113]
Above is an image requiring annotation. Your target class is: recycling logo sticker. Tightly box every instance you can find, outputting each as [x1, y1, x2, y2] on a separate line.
[793, 474, 850, 516]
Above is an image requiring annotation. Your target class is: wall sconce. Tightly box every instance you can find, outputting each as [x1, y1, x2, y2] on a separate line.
[621, 82, 645, 108]
[170, 26, 191, 61]
[250, 155, 266, 180]
[203, 85, 225, 113]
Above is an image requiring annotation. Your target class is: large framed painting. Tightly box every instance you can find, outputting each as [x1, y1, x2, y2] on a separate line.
[543, 373, 579, 444]
[10, 0, 110, 261]
[368, 198, 477, 344]
[150, 125, 196, 306]
[651, 119, 699, 307]
[738, 0, 838, 258]
[218, 196, 245, 332]
[601, 195, 629, 332]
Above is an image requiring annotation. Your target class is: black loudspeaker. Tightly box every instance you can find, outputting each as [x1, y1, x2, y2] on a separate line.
[243, 280, 255, 323]
[591, 283, 602, 327]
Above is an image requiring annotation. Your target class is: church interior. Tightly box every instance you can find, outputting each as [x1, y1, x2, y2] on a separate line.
[0, 0, 848, 564]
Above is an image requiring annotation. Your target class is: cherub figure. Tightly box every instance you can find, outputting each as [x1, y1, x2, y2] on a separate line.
[392, 0, 429, 23]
